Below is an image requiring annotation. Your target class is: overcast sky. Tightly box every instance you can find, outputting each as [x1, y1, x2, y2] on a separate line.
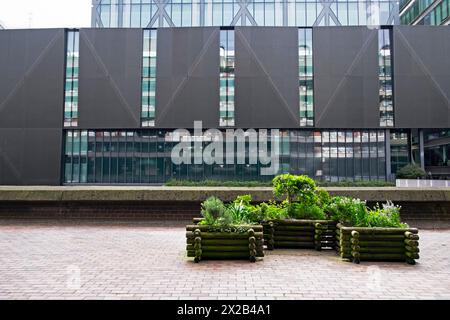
[0, 0, 92, 29]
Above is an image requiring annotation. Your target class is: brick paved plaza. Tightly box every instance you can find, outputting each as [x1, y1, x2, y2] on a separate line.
[0, 220, 449, 300]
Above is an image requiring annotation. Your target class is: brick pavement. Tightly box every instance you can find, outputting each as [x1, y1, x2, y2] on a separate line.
[0, 220, 449, 300]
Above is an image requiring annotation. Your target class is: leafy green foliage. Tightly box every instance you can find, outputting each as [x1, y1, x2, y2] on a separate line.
[285, 202, 326, 220]
[250, 201, 287, 222]
[364, 201, 408, 228]
[396, 164, 426, 179]
[199, 175, 408, 228]
[327, 197, 408, 228]
[226, 195, 254, 225]
[327, 197, 368, 226]
[317, 188, 331, 208]
[200, 196, 226, 226]
[273, 174, 317, 204]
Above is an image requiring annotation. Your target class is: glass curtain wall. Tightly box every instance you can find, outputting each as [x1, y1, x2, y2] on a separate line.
[299, 28, 314, 127]
[142, 29, 158, 127]
[390, 129, 410, 174]
[93, 1, 398, 28]
[378, 27, 394, 127]
[219, 29, 235, 127]
[64, 129, 387, 184]
[64, 30, 80, 128]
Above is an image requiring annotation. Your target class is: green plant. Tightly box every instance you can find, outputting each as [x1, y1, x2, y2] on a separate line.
[328, 196, 367, 226]
[273, 174, 317, 205]
[252, 201, 287, 221]
[285, 202, 326, 220]
[364, 201, 408, 228]
[396, 164, 426, 179]
[316, 188, 331, 207]
[200, 196, 226, 226]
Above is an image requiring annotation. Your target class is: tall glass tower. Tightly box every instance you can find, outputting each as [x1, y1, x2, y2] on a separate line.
[400, 0, 449, 25]
[91, 0, 399, 28]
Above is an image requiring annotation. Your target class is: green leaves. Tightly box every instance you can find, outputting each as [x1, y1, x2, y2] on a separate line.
[200, 174, 407, 228]
[272, 174, 317, 204]
[200, 196, 226, 226]
[396, 164, 426, 179]
[285, 202, 326, 220]
[327, 197, 408, 228]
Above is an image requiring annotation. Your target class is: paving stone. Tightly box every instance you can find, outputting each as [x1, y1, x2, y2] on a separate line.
[0, 220, 449, 300]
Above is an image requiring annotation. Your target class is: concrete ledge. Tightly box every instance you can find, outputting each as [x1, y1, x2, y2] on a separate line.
[0, 186, 450, 202]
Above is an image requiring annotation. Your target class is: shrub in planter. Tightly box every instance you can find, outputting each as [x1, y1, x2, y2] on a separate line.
[186, 197, 264, 263]
[264, 175, 336, 251]
[396, 164, 426, 179]
[332, 198, 420, 265]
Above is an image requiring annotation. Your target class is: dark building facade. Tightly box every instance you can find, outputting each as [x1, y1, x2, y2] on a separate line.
[0, 26, 449, 185]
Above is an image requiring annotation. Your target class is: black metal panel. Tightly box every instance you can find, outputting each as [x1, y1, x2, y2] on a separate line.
[235, 27, 299, 128]
[78, 28, 143, 129]
[155, 27, 220, 129]
[394, 26, 450, 128]
[0, 128, 62, 185]
[313, 27, 379, 129]
[0, 29, 65, 185]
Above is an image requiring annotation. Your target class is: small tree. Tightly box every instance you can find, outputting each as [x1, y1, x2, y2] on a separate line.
[396, 164, 426, 179]
[272, 174, 317, 205]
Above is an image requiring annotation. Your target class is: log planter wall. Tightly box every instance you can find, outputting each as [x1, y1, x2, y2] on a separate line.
[186, 225, 264, 263]
[263, 219, 337, 251]
[335, 223, 420, 265]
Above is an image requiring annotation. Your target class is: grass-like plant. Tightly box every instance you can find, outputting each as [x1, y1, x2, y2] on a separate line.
[364, 201, 408, 228]
[200, 196, 226, 226]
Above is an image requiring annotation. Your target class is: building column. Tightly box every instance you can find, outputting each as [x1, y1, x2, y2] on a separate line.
[419, 129, 425, 170]
[385, 129, 392, 181]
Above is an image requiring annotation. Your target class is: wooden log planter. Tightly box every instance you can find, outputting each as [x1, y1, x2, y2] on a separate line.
[335, 223, 420, 265]
[263, 219, 337, 251]
[186, 225, 264, 263]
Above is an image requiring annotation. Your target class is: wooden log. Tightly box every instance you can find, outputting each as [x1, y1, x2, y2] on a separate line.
[356, 234, 407, 241]
[356, 253, 407, 260]
[350, 240, 405, 247]
[273, 231, 314, 237]
[405, 252, 420, 259]
[193, 218, 203, 224]
[338, 225, 418, 234]
[351, 231, 360, 239]
[404, 239, 419, 247]
[186, 231, 263, 239]
[186, 225, 263, 232]
[358, 247, 406, 254]
[274, 241, 315, 248]
[273, 236, 314, 242]
[274, 226, 315, 231]
[271, 219, 335, 226]
[187, 239, 263, 246]
[405, 245, 420, 253]
[405, 231, 420, 240]
[187, 251, 264, 259]
[187, 245, 261, 252]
